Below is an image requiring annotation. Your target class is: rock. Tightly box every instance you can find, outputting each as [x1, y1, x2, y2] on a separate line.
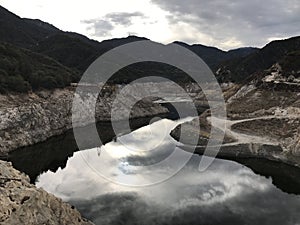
[171, 68, 300, 167]
[288, 75, 295, 82]
[0, 82, 212, 155]
[0, 160, 94, 225]
[0, 85, 169, 155]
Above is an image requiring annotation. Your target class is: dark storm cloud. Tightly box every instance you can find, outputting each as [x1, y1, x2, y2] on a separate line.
[151, 0, 300, 48]
[82, 12, 145, 37]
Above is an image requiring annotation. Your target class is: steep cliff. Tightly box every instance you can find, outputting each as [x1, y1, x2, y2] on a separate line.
[0, 85, 169, 155]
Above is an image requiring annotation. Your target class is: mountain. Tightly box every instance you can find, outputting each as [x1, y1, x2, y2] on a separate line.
[0, 4, 298, 92]
[0, 6, 151, 72]
[0, 6, 60, 48]
[0, 5, 257, 73]
[33, 34, 148, 72]
[216, 36, 300, 82]
[173, 41, 258, 70]
[0, 42, 79, 93]
[280, 50, 300, 77]
[226, 47, 259, 59]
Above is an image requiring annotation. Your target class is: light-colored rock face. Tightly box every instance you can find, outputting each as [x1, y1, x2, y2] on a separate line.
[262, 63, 300, 84]
[0, 85, 169, 155]
[223, 69, 300, 163]
[0, 89, 73, 155]
[227, 84, 256, 104]
[171, 64, 300, 167]
[0, 82, 212, 155]
[0, 160, 94, 225]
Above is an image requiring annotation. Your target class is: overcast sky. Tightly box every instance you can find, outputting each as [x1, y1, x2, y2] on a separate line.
[1, 0, 299, 50]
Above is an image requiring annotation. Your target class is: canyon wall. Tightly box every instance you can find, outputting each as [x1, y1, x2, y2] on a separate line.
[0, 85, 170, 155]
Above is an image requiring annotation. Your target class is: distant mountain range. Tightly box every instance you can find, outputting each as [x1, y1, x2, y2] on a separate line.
[0, 5, 299, 92]
[217, 36, 300, 82]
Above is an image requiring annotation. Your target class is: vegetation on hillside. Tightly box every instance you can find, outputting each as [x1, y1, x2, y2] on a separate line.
[216, 36, 300, 82]
[0, 5, 299, 92]
[280, 51, 300, 78]
[0, 42, 79, 93]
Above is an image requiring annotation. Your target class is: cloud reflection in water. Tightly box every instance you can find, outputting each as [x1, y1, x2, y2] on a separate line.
[36, 118, 300, 225]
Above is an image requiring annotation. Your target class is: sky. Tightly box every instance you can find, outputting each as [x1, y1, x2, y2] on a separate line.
[0, 0, 299, 50]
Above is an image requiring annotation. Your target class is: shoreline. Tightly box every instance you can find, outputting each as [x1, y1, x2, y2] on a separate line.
[171, 117, 300, 169]
[0, 87, 170, 156]
[178, 143, 299, 168]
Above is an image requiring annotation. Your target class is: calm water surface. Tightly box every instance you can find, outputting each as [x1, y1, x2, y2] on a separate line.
[8, 117, 300, 225]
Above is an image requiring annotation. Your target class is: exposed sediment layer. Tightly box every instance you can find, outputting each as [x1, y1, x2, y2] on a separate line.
[0, 85, 169, 155]
[171, 80, 300, 167]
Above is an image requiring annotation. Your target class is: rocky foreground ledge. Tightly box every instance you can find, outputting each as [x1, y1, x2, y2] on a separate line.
[0, 160, 94, 225]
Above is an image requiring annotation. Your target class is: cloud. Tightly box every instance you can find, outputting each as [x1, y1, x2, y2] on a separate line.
[82, 19, 114, 36]
[72, 186, 300, 225]
[82, 11, 146, 37]
[151, 0, 300, 49]
[105, 12, 146, 26]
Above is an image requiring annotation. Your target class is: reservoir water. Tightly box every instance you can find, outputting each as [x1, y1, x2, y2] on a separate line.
[8, 116, 300, 225]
